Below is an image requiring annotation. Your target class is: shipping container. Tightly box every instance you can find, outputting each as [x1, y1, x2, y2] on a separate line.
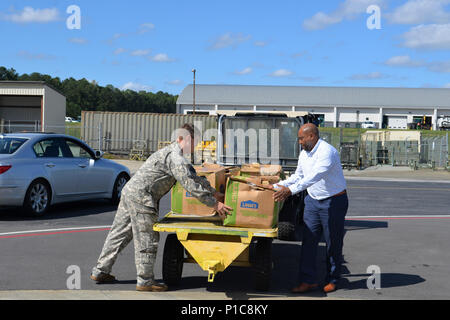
[81, 111, 218, 156]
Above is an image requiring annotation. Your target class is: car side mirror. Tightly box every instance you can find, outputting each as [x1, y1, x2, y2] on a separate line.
[94, 150, 104, 160]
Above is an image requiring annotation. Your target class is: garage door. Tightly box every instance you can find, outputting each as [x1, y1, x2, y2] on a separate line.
[388, 116, 407, 129]
[0, 96, 42, 132]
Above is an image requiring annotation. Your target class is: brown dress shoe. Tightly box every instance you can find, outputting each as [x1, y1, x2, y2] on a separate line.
[323, 283, 337, 293]
[90, 273, 116, 283]
[291, 283, 319, 293]
[136, 282, 168, 292]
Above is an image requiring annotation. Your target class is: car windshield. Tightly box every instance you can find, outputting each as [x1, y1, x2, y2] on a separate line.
[0, 136, 27, 154]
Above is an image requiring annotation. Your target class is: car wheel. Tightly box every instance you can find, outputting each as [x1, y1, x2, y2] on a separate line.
[111, 172, 130, 205]
[23, 179, 51, 217]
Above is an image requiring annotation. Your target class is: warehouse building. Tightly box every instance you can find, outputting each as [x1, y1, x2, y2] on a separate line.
[0, 81, 66, 133]
[177, 84, 450, 130]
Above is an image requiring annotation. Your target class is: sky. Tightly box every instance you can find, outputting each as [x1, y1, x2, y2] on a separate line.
[1, 0, 450, 95]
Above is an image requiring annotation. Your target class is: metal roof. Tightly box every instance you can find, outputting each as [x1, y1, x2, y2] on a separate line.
[0, 81, 66, 97]
[177, 84, 450, 109]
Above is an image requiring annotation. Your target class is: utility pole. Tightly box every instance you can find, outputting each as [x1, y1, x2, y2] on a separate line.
[192, 69, 196, 115]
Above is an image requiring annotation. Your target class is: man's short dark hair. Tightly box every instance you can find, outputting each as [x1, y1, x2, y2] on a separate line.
[180, 123, 200, 140]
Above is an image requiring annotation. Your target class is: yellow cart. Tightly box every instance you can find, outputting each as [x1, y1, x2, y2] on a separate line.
[153, 211, 278, 291]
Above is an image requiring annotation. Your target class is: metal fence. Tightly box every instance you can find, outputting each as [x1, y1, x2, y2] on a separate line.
[320, 128, 449, 170]
[0, 119, 44, 133]
[1, 118, 448, 169]
[360, 134, 448, 169]
[361, 136, 449, 167]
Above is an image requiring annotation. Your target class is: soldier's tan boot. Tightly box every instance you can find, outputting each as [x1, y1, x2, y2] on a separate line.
[90, 273, 116, 283]
[136, 282, 168, 292]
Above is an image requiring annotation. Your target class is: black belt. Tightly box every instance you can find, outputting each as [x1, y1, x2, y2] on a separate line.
[332, 190, 346, 198]
[306, 189, 347, 200]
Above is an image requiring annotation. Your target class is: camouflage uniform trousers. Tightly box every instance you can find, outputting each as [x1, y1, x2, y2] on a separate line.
[91, 196, 160, 287]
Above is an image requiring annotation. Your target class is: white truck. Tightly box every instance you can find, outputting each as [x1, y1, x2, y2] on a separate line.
[437, 117, 450, 130]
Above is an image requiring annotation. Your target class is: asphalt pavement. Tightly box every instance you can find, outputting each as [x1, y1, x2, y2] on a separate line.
[0, 160, 449, 300]
[114, 159, 450, 182]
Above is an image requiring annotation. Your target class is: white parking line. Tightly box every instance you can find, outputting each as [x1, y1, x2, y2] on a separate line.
[345, 177, 450, 184]
[2, 215, 450, 237]
[347, 215, 450, 219]
[348, 186, 450, 191]
[0, 225, 111, 237]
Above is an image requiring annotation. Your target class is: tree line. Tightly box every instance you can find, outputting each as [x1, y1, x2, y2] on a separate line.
[0, 67, 177, 117]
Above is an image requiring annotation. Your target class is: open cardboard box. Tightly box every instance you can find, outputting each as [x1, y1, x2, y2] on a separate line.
[171, 164, 226, 216]
[240, 163, 285, 179]
[223, 175, 283, 229]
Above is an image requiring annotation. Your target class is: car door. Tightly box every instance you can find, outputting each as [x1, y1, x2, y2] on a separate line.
[33, 137, 81, 198]
[64, 138, 112, 195]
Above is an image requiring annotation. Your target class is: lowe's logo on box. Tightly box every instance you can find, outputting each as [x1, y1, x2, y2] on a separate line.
[240, 200, 259, 209]
[186, 192, 194, 198]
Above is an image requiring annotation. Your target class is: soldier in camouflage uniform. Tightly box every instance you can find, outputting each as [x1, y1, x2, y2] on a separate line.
[90, 124, 232, 291]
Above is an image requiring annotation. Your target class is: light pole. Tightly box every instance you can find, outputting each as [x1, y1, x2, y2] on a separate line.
[192, 69, 196, 115]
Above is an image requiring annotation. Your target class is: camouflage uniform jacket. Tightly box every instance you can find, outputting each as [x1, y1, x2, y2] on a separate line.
[121, 142, 217, 211]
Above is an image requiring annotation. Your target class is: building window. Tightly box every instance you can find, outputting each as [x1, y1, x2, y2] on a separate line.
[186, 111, 210, 115]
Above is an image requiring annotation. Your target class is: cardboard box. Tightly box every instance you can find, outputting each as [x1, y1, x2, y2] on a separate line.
[171, 164, 226, 216]
[223, 176, 283, 229]
[224, 166, 241, 184]
[240, 163, 285, 179]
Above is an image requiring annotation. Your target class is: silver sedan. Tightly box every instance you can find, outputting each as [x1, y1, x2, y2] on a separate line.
[0, 133, 130, 216]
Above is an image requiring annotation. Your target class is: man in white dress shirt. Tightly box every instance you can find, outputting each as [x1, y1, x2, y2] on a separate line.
[270, 123, 348, 294]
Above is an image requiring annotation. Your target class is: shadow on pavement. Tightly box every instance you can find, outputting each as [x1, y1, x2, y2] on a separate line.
[341, 273, 426, 290]
[160, 218, 402, 299]
[166, 242, 328, 299]
[344, 220, 388, 231]
[86, 237, 425, 298]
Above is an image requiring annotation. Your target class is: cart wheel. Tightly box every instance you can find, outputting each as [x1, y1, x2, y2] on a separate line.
[162, 234, 184, 285]
[252, 238, 273, 291]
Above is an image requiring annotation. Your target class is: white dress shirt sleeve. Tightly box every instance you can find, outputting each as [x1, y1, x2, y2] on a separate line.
[287, 148, 334, 195]
[275, 156, 303, 188]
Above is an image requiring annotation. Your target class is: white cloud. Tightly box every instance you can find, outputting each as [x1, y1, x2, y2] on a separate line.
[269, 69, 294, 77]
[139, 23, 155, 34]
[383, 55, 426, 67]
[383, 55, 450, 73]
[443, 83, 450, 88]
[166, 80, 184, 86]
[131, 49, 150, 56]
[349, 72, 388, 80]
[298, 76, 321, 82]
[114, 48, 127, 55]
[69, 38, 88, 45]
[292, 51, 309, 58]
[303, 12, 342, 30]
[121, 82, 152, 92]
[1, 6, 60, 23]
[233, 67, 253, 75]
[208, 32, 251, 50]
[17, 50, 56, 60]
[106, 33, 127, 45]
[106, 23, 155, 44]
[254, 41, 268, 47]
[303, 0, 385, 30]
[401, 23, 450, 49]
[149, 53, 175, 62]
[113, 33, 127, 39]
[427, 61, 450, 72]
[386, 0, 450, 24]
